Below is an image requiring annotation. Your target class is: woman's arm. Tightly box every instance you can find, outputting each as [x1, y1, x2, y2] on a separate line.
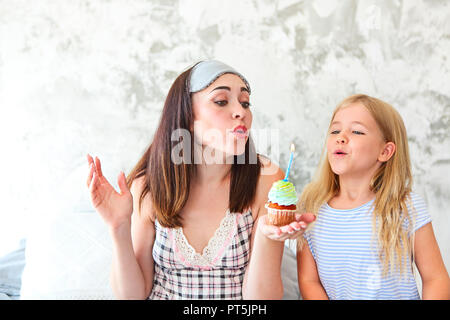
[297, 241, 328, 300]
[242, 214, 285, 299]
[110, 176, 156, 300]
[242, 166, 286, 299]
[414, 223, 450, 299]
[242, 159, 315, 299]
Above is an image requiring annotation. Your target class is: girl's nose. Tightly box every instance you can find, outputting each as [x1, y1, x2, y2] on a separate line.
[336, 134, 347, 144]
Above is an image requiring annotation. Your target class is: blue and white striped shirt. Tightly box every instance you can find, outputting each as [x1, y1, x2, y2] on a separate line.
[303, 192, 432, 300]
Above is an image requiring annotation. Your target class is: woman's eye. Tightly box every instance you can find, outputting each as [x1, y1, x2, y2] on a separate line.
[214, 100, 227, 107]
[353, 130, 365, 135]
[241, 101, 251, 108]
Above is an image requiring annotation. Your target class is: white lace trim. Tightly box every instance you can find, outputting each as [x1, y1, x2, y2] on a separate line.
[173, 210, 239, 269]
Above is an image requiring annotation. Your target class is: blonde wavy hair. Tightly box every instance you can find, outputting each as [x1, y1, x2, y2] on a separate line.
[300, 94, 415, 276]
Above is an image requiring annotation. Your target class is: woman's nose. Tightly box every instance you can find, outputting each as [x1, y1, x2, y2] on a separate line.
[231, 102, 245, 119]
[232, 111, 243, 119]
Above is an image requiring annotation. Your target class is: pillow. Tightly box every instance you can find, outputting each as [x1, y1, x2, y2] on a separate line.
[0, 239, 26, 299]
[20, 208, 301, 300]
[281, 240, 301, 300]
[20, 211, 115, 300]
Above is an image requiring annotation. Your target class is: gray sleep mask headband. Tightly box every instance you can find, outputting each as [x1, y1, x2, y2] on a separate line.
[188, 60, 251, 94]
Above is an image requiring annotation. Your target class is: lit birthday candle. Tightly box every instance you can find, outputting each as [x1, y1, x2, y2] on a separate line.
[266, 143, 299, 226]
[283, 143, 295, 181]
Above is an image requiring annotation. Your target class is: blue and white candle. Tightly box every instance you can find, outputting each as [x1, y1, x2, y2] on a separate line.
[283, 143, 295, 181]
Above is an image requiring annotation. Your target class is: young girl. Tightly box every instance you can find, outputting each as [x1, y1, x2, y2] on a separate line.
[86, 60, 314, 299]
[297, 94, 450, 300]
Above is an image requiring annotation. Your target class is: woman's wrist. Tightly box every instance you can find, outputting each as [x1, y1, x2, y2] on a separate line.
[109, 219, 132, 239]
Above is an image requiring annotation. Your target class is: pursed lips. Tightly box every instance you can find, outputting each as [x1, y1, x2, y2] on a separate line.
[231, 125, 248, 138]
[333, 149, 348, 157]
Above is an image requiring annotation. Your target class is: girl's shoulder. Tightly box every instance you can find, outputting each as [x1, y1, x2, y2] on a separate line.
[406, 192, 427, 206]
[404, 191, 431, 233]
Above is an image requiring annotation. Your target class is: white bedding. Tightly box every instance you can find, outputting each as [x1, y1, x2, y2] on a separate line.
[0, 211, 300, 300]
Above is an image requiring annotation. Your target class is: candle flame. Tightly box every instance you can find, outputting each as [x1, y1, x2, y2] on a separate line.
[290, 143, 295, 152]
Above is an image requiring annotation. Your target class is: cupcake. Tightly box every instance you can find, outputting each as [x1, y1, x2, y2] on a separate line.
[265, 179, 298, 226]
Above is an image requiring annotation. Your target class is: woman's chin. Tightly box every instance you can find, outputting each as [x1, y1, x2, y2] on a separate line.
[198, 140, 248, 164]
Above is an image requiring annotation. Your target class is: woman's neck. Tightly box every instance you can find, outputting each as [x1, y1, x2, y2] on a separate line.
[192, 144, 233, 186]
[195, 162, 232, 186]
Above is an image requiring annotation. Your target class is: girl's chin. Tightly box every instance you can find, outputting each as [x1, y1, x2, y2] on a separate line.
[329, 165, 347, 176]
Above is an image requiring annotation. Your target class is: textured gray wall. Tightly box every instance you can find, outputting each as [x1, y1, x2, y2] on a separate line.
[1, 0, 449, 279]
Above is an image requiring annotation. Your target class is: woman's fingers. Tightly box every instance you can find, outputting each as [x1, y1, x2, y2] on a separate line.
[87, 153, 94, 165]
[89, 170, 97, 194]
[86, 154, 95, 188]
[87, 162, 94, 188]
[260, 213, 311, 241]
[280, 225, 294, 233]
[86, 154, 106, 188]
[94, 156, 103, 177]
[89, 172, 103, 208]
[296, 213, 316, 224]
[117, 171, 130, 195]
[275, 221, 308, 240]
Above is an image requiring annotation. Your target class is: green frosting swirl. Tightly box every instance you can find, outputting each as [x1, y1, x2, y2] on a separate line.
[267, 180, 298, 206]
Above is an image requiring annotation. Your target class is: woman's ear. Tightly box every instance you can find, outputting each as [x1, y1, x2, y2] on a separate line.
[378, 141, 396, 162]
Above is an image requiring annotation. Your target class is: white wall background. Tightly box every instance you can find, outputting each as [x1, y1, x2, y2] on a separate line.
[1, 0, 449, 285]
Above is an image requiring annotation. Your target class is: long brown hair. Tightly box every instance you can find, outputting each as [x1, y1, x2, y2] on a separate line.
[126, 64, 261, 228]
[300, 94, 415, 276]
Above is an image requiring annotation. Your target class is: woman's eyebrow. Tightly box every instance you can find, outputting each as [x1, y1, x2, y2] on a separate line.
[209, 86, 250, 93]
[210, 86, 230, 93]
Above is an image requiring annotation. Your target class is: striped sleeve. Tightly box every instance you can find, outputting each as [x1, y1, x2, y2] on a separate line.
[406, 192, 432, 235]
[303, 230, 315, 259]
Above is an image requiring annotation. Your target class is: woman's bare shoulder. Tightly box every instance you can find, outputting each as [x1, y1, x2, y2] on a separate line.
[257, 155, 285, 188]
[130, 174, 156, 223]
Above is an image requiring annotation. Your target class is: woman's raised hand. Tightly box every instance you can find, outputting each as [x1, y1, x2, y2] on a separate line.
[86, 154, 133, 229]
[259, 213, 316, 242]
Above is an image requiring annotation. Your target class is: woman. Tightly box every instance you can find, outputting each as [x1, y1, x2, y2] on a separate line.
[86, 60, 315, 299]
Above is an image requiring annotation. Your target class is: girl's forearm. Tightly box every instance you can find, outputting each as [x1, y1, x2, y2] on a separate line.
[422, 277, 450, 300]
[109, 222, 148, 299]
[299, 280, 329, 300]
[243, 227, 284, 299]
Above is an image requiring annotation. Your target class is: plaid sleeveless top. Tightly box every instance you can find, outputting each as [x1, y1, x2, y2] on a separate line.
[149, 209, 253, 300]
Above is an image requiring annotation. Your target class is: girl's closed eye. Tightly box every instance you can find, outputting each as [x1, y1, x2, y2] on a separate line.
[352, 130, 365, 135]
[330, 130, 340, 135]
